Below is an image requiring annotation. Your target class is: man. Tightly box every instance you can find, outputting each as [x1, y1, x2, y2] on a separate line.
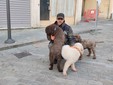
[48, 13, 75, 48]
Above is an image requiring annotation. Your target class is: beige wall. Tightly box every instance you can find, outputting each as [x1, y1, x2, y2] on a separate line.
[84, 0, 96, 10]
[30, 0, 113, 27]
[31, 0, 83, 27]
[109, 0, 113, 19]
[40, 0, 77, 27]
[99, 0, 110, 18]
[111, 0, 113, 13]
[111, 0, 113, 19]
[112, 0, 113, 13]
[84, 0, 110, 19]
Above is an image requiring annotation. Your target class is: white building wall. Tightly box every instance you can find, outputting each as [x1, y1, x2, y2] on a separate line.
[47, 0, 76, 26]
[75, 0, 83, 24]
[30, 0, 83, 27]
[31, 0, 40, 27]
[51, 0, 75, 17]
[111, 0, 113, 19]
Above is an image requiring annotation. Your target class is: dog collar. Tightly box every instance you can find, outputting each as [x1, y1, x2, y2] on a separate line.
[71, 46, 82, 56]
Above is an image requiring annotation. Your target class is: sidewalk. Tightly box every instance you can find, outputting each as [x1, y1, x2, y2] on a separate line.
[0, 20, 112, 51]
[0, 28, 47, 51]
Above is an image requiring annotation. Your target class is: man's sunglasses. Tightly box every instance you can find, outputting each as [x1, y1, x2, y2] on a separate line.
[57, 18, 64, 20]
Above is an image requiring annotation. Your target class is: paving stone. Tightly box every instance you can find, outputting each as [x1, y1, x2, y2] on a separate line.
[87, 80, 103, 85]
[0, 20, 113, 85]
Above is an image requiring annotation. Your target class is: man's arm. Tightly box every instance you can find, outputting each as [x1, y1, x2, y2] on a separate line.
[66, 25, 73, 36]
[65, 25, 75, 46]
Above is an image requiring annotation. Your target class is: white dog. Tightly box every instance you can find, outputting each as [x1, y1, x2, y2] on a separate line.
[61, 43, 84, 76]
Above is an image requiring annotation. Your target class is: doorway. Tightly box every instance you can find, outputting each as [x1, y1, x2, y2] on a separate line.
[40, 0, 50, 20]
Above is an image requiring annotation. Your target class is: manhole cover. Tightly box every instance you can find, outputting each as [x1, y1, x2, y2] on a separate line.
[14, 52, 32, 59]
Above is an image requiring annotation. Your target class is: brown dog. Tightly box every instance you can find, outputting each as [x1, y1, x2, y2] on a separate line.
[45, 24, 65, 72]
[74, 34, 96, 59]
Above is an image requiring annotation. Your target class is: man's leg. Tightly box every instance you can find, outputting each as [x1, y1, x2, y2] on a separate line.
[68, 35, 76, 46]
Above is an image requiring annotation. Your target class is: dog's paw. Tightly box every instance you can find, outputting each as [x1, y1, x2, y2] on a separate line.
[87, 54, 90, 57]
[58, 69, 63, 72]
[63, 72, 67, 76]
[93, 57, 96, 59]
[49, 67, 53, 70]
[72, 68, 77, 72]
[79, 57, 82, 60]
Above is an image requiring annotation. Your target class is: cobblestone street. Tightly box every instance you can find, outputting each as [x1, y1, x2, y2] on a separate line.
[0, 20, 113, 85]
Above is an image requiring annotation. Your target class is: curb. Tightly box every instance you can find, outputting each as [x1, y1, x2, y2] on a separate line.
[0, 29, 101, 51]
[0, 39, 47, 51]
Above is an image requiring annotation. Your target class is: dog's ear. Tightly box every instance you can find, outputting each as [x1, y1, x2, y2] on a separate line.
[45, 24, 54, 34]
[45, 25, 50, 34]
[74, 34, 82, 42]
[50, 24, 59, 36]
[78, 35, 82, 42]
[45, 27, 51, 40]
[45, 24, 53, 41]
[45, 24, 57, 40]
